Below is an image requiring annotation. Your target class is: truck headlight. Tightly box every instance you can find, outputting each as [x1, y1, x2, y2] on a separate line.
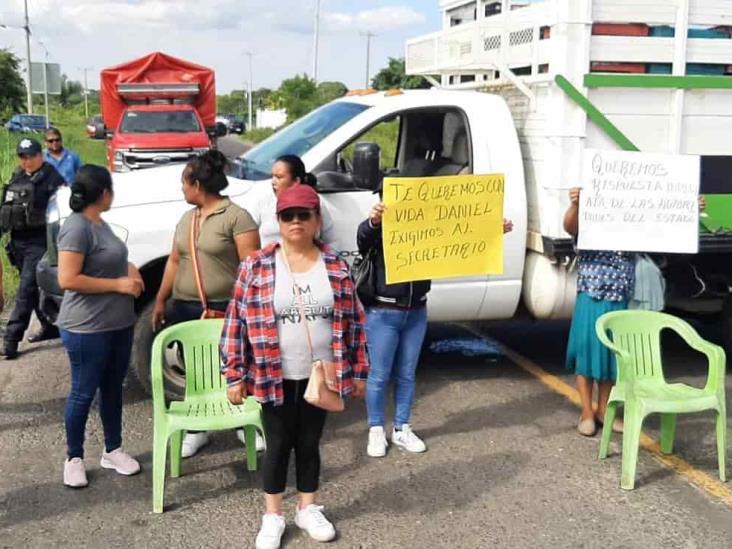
[113, 150, 131, 172]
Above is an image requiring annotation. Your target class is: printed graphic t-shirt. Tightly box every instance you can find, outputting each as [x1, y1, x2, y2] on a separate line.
[274, 251, 335, 380]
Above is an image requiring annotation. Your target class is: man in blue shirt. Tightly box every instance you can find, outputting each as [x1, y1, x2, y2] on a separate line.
[43, 128, 81, 185]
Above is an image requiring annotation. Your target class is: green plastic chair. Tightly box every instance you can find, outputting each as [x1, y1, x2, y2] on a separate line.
[151, 319, 263, 513]
[595, 310, 727, 490]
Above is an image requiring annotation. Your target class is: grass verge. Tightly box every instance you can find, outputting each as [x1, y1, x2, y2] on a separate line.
[0, 108, 107, 303]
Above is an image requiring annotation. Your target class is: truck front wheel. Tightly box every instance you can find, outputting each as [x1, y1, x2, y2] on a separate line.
[132, 301, 186, 400]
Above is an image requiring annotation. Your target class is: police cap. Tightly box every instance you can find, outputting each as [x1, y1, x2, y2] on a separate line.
[16, 138, 42, 156]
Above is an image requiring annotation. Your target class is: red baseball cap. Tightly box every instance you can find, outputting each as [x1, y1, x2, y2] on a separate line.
[276, 184, 320, 214]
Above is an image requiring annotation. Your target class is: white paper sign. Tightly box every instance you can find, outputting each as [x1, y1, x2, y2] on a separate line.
[578, 149, 700, 254]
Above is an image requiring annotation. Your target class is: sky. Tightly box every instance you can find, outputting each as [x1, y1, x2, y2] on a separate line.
[0, 0, 443, 94]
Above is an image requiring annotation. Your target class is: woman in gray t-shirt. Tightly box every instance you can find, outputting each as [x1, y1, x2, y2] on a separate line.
[57, 165, 144, 489]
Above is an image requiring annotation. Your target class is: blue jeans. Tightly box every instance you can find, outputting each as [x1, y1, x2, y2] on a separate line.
[365, 306, 428, 428]
[61, 327, 134, 459]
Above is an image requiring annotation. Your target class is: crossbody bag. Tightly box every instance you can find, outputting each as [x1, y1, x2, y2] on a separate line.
[280, 248, 344, 412]
[189, 208, 226, 319]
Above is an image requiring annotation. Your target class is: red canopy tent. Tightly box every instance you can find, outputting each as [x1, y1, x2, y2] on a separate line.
[100, 52, 216, 129]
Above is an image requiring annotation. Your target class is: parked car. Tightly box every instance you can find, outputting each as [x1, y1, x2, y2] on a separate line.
[216, 113, 246, 134]
[86, 114, 105, 139]
[5, 114, 49, 133]
[227, 115, 246, 134]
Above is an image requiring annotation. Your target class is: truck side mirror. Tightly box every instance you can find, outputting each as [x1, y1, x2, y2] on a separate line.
[105, 129, 115, 140]
[352, 142, 382, 191]
[209, 123, 227, 138]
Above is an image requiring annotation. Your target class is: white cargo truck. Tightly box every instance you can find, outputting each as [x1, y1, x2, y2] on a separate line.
[38, 0, 732, 397]
[406, 0, 732, 319]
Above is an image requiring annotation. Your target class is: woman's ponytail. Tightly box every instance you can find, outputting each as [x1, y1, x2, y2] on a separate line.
[69, 165, 113, 212]
[302, 172, 318, 188]
[183, 150, 229, 194]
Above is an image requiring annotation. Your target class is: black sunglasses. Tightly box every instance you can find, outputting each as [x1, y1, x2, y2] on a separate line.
[46, 138, 61, 143]
[278, 209, 315, 223]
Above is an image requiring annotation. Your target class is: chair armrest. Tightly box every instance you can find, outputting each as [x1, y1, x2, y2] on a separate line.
[150, 330, 172, 416]
[662, 318, 727, 392]
[594, 320, 632, 365]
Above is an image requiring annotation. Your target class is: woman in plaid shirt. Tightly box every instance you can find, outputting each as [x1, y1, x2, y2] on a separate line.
[221, 184, 368, 549]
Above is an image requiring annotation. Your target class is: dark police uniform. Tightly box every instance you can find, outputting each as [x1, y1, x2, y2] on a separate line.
[1, 139, 65, 357]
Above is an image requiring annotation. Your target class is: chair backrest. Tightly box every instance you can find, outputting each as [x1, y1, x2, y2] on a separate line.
[152, 319, 227, 400]
[595, 310, 671, 383]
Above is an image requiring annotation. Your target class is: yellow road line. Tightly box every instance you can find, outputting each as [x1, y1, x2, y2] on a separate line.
[500, 344, 732, 507]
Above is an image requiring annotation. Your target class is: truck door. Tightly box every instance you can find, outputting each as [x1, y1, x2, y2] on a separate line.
[313, 107, 488, 322]
[311, 116, 402, 263]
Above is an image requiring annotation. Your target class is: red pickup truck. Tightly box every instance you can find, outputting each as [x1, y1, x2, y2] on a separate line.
[100, 52, 220, 172]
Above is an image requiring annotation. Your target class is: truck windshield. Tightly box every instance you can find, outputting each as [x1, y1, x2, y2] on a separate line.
[235, 101, 370, 180]
[119, 110, 201, 133]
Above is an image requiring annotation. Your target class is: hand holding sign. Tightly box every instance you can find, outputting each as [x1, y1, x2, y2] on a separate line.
[382, 174, 505, 284]
[369, 202, 386, 226]
[578, 149, 700, 254]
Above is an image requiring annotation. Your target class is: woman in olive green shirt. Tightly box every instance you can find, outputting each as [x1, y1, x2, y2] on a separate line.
[153, 150, 261, 457]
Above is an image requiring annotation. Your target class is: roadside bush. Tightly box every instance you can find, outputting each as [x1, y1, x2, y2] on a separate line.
[241, 127, 276, 144]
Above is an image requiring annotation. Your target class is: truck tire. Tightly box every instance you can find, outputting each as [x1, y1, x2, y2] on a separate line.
[132, 301, 186, 401]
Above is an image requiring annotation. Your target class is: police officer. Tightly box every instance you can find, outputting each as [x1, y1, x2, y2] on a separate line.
[1, 138, 65, 359]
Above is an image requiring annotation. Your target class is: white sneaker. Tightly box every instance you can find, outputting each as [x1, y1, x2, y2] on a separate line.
[255, 513, 286, 549]
[181, 432, 210, 458]
[367, 426, 388, 458]
[295, 504, 336, 542]
[391, 424, 427, 453]
[100, 448, 141, 475]
[63, 457, 88, 488]
[236, 428, 267, 452]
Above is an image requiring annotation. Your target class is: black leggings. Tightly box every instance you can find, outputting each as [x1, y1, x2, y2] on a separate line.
[262, 379, 328, 494]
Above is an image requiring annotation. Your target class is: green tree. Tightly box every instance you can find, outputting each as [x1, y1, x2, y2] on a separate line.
[218, 88, 277, 117]
[371, 57, 430, 90]
[277, 74, 318, 122]
[316, 81, 347, 104]
[0, 49, 27, 117]
[253, 87, 275, 109]
[217, 90, 247, 114]
[58, 75, 84, 108]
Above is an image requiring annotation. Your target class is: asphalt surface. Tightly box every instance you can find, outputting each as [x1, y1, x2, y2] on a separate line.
[2, 317, 732, 548]
[217, 134, 251, 161]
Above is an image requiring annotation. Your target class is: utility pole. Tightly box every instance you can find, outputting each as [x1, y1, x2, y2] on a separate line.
[79, 67, 93, 118]
[41, 50, 50, 128]
[360, 31, 376, 88]
[0, 2, 33, 112]
[312, 0, 321, 82]
[24, 0, 33, 113]
[244, 51, 253, 131]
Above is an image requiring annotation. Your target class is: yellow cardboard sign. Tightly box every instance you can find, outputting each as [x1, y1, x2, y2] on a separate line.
[382, 174, 505, 284]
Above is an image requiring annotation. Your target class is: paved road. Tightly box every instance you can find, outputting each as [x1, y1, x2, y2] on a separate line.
[217, 135, 251, 161]
[1, 318, 732, 548]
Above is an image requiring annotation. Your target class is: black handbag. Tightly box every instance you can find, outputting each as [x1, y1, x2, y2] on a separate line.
[353, 247, 377, 307]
